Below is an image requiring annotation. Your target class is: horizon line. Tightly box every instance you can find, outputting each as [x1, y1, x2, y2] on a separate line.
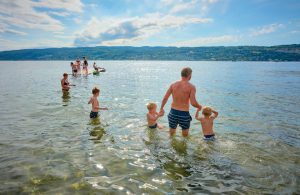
[0, 43, 299, 52]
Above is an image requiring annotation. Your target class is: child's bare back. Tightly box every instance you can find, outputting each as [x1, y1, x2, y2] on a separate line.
[195, 106, 218, 139]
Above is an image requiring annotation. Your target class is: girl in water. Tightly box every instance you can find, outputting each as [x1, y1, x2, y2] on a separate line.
[61, 73, 75, 91]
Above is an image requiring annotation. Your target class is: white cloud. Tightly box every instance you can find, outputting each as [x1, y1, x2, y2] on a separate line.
[73, 18, 82, 24]
[251, 23, 284, 36]
[162, 0, 219, 14]
[0, 38, 72, 51]
[0, 0, 83, 34]
[32, 0, 84, 13]
[48, 11, 71, 17]
[169, 35, 238, 46]
[74, 14, 213, 46]
[170, 0, 198, 13]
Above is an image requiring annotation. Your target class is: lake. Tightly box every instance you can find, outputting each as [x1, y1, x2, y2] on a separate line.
[0, 61, 299, 194]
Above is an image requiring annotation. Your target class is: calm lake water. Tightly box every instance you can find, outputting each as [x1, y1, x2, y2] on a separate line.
[0, 61, 299, 194]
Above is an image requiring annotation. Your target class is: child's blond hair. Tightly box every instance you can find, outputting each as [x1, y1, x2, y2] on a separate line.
[202, 106, 212, 116]
[92, 87, 100, 95]
[147, 102, 157, 111]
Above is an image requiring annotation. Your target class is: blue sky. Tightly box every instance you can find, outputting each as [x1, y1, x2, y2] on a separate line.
[0, 0, 300, 51]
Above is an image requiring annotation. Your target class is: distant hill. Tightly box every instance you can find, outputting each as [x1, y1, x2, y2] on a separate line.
[0, 44, 300, 61]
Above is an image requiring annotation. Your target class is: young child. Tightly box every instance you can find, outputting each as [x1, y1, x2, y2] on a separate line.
[147, 102, 163, 129]
[195, 106, 218, 140]
[88, 87, 108, 118]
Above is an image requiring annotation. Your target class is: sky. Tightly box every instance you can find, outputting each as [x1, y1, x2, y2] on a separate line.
[0, 0, 300, 51]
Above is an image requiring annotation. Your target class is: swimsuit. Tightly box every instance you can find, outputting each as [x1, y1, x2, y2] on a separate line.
[168, 108, 192, 130]
[148, 123, 157, 129]
[203, 134, 215, 141]
[90, 111, 98, 119]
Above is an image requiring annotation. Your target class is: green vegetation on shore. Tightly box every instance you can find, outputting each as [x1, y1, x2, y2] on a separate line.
[0, 44, 300, 61]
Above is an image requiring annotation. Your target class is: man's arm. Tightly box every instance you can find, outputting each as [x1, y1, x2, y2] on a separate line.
[159, 85, 173, 115]
[195, 108, 201, 121]
[190, 86, 202, 110]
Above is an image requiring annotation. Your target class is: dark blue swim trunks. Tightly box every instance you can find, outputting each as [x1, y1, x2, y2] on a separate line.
[148, 123, 157, 129]
[168, 108, 192, 130]
[90, 111, 98, 119]
[203, 134, 215, 141]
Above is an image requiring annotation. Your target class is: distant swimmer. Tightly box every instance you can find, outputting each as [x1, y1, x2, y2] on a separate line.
[82, 56, 88, 74]
[70, 62, 78, 76]
[195, 106, 218, 140]
[88, 87, 108, 119]
[93, 62, 106, 73]
[146, 102, 163, 129]
[93, 62, 99, 72]
[159, 67, 202, 137]
[61, 73, 75, 91]
[75, 58, 81, 73]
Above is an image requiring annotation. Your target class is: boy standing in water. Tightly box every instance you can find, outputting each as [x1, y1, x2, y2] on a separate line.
[147, 102, 163, 129]
[88, 87, 108, 118]
[195, 106, 218, 140]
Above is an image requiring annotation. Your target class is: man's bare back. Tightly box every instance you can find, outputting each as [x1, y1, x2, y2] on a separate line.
[170, 80, 194, 111]
[160, 67, 202, 137]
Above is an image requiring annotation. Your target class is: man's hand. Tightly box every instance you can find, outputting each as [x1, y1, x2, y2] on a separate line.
[159, 109, 165, 116]
[198, 104, 202, 110]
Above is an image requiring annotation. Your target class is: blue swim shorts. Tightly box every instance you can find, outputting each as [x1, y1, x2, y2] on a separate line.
[203, 134, 215, 141]
[148, 123, 158, 129]
[168, 108, 192, 130]
[90, 111, 99, 119]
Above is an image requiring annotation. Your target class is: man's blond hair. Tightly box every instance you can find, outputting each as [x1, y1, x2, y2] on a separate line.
[181, 67, 192, 78]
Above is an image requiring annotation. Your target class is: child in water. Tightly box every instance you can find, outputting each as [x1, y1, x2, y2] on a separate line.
[147, 102, 163, 129]
[195, 106, 218, 140]
[88, 87, 108, 118]
[71, 62, 77, 76]
[82, 56, 88, 74]
[93, 62, 99, 72]
[75, 58, 81, 73]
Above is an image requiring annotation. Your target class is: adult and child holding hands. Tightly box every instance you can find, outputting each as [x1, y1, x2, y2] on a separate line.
[62, 66, 218, 141]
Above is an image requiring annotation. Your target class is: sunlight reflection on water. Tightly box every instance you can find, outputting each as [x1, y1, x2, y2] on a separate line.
[0, 61, 299, 194]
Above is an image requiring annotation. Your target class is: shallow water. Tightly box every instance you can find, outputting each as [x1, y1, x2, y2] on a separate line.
[0, 61, 299, 194]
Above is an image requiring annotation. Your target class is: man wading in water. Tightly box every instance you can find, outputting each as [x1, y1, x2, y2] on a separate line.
[159, 67, 202, 137]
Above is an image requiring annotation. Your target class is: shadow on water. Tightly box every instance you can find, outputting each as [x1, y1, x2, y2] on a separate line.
[88, 118, 106, 142]
[62, 90, 70, 106]
[143, 129, 192, 182]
